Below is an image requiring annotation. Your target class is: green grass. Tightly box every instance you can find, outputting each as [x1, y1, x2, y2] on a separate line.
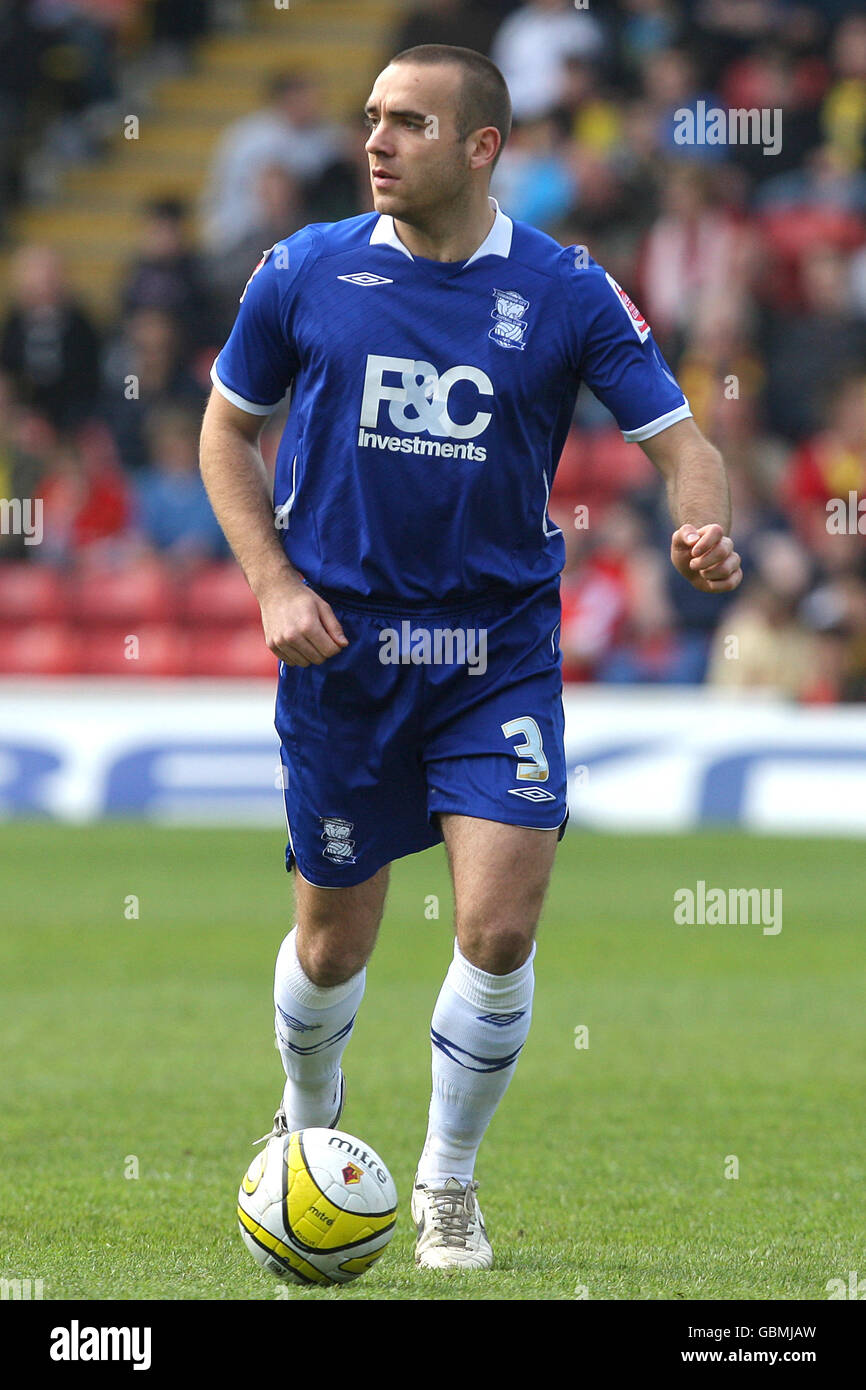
[0, 824, 863, 1300]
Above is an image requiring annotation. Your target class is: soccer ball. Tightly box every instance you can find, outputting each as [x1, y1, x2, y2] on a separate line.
[237, 1128, 398, 1285]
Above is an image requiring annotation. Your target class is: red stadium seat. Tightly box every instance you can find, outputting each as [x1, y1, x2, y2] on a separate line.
[0, 563, 69, 623]
[588, 429, 655, 490]
[80, 623, 189, 676]
[0, 622, 83, 675]
[180, 562, 261, 627]
[552, 427, 655, 512]
[73, 559, 178, 626]
[186, 626, 277, 678]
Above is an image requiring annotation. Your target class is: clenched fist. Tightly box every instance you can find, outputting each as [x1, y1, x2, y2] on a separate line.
[671, 523, 742, 594]
[259, 579, 349, 666]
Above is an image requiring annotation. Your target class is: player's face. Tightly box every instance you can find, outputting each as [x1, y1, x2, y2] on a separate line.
[364, 64, 473, 220]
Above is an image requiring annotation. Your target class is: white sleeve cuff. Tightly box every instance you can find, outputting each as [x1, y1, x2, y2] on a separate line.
[210, 360, 281, 416]
[621, 401, 692, 443]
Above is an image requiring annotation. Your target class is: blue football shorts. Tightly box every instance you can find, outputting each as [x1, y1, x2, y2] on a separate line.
[274, 582, 569, 887]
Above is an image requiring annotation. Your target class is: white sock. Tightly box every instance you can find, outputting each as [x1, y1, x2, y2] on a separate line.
[417, 939, 535, 1186]
[273, 926, 364, 1130]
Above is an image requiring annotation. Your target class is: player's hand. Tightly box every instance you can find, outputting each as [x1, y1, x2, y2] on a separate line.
[671, 523, 743, 594]
[259, 579, 349, 666]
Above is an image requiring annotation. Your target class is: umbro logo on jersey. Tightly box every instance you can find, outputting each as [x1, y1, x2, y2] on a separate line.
[338, 272, 394, 286]
[507, 787, 557, 802]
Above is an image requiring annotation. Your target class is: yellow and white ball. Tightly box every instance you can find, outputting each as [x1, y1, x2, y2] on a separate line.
[237, 1128, 397, 1285]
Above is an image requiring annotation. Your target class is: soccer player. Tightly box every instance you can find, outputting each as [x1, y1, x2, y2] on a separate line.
[200, 44, 742, 1273]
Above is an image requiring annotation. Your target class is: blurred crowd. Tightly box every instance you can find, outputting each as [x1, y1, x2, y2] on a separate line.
[0, 1, 211, 222]
[1, 0, 866, 697]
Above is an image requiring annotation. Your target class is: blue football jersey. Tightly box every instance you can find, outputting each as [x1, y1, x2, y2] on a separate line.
[212, 197, 690, 607]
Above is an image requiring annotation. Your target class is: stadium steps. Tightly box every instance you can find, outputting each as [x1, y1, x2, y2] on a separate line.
[2, 0, 405, 322]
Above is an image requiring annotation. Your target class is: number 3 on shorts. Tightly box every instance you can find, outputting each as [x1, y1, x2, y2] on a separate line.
[501, 716, 549, 782]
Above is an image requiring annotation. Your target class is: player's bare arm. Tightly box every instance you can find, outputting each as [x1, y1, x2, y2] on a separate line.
[640, 416, 743, 595]
[199, 390, 348, 667]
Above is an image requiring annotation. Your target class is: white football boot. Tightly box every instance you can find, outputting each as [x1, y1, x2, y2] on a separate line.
[254, 1070, 345, 1144]
[411, 1175, 493, 1271]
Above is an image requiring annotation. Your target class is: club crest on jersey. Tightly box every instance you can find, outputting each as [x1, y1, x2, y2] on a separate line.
[320, 816, 356, 864]
[604, 272, 650, 342]
[489, 289, 531, 351]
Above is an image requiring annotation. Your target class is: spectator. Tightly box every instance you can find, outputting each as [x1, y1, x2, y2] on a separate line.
[0, 2, 39, 232]
[0, 375, 48, 560]
[821, 13, 866, 172]
[36, 426, 131, 564]
[720, 42, 825, 182]
[0, 0, 863, 699]
[490, 0, 605, 122]
[560, 502, 664, 681]
[0, 245, 101, 429]
[608, 0, 683, 89]
[674, 295, 766, 449]
[705, 532, 818, 699]
[638, 164, 757, 352]
[761, 243, 866, 441]
[151, 0, 210, 54]
[640, 46, 724, 163]
[755, 140, 866, 220]
[801, 574, 866, 703]
[490, 116, 578, 228]
[134, 405, 227, 562]
[391, 0, 499, 57]
[560, 55, 625, 162]
[100, 308, 205, 471]
[686, 0, 823, 75]
[783, 372, 866, 551]
[120, 199, 215, 352]
[201, 72, 348, 253]
[209, 165, 309, 338]
[28, 0, 127, 162]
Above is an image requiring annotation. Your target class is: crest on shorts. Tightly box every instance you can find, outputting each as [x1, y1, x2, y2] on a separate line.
[320, 816, 356, 865]
[489, 288, 531, 351]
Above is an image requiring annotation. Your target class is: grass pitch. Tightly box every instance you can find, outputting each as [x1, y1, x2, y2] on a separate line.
[0, 823, 862, 1301]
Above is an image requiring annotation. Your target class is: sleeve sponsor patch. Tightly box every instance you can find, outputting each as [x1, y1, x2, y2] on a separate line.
[239, 244, 276, 303]
[604, 271, 651, 342]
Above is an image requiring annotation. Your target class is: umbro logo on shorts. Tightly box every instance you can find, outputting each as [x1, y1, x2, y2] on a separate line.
[337, 272, 394, 286]
[507, 787, 557, 802]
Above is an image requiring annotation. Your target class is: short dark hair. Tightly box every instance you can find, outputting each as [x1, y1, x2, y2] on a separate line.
[389, 44, 512, 173]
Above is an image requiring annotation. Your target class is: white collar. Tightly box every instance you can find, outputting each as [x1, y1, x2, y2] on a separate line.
[369, 195, 513, 266]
